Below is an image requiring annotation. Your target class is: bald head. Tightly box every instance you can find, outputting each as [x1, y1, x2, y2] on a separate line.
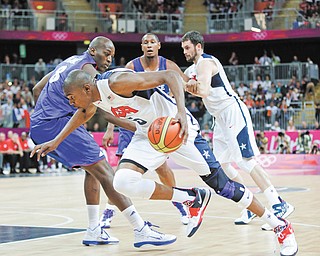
[64, 69, 92, 94]
[89, 36, 114, 51]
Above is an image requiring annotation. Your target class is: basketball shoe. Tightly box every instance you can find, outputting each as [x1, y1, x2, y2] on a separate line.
[262, 197, 295, 231]
[82, 225, 119, 246]
[134, 221, 177, 248]
[172, 202, 189, 225]
[234, 209, 257, 225]
[274, 218, 298, 256]
[100, 208, 116, 228]
[184, 187, 212, 238]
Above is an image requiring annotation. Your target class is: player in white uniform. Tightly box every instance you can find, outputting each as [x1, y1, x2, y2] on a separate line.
[33, 68, 298, 254]
[182, 31, 297, 256]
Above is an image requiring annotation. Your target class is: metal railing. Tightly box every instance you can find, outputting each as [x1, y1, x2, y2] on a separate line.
[0, 8, 318, 33]
[1, 62, 318, 86]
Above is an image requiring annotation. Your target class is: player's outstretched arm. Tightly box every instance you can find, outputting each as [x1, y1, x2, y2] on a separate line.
[110, 70, 188, 143]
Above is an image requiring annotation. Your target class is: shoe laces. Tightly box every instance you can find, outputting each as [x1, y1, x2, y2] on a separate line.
[102, 209, 115, 221]
[144, 221, 163, 235]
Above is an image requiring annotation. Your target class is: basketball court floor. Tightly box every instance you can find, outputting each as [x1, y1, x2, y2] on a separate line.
[0, 167, 319, 255]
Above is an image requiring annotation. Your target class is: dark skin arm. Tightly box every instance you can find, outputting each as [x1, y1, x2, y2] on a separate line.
[32, 72, 52, 103]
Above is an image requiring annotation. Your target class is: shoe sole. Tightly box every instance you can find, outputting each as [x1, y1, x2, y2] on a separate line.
[82, 240, 119, 246]
[262, 205, 295, 231]
[187, 188, 212, 238]
[134, 237, 177, 248]
[280, 248, 298, 256]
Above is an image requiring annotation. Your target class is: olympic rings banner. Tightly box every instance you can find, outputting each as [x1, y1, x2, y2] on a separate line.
[0, 29, 319, 43]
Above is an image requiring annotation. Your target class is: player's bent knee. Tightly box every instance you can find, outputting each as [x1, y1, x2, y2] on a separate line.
[200, 167, 245, 202]
[113, 168, 155, 199]
[237, 158, 258, 173]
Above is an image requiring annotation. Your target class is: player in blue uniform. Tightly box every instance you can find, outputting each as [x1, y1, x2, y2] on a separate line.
[30, 36, 178, 248]
[101, 33, 190, 227]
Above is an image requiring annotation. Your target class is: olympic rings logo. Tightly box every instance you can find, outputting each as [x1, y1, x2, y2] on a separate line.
[252, 31, 267, 40]
[256, 154, 277, 168]
[52, 32, 68, 41]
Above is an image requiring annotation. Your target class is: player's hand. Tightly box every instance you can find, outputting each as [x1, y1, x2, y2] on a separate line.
[102, 129, 114, 147]
[173, 113, 188, 145]
[185, 79, 198, 94]
[30, 140, 58, 161]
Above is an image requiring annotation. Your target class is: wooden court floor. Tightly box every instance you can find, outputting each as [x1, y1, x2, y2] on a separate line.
[0, 168, 319, 256]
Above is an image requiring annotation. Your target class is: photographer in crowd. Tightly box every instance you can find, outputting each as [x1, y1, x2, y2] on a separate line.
[296, 130, 312, 154]
[276, 130, 291, 154]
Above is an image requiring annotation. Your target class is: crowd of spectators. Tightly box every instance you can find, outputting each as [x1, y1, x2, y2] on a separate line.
[294, 0, 320, 29]
[0, 49, 319, 175]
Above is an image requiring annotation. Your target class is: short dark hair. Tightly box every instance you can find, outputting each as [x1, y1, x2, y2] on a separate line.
[142, 33, 160, 43]
[181, 31, 204, 49]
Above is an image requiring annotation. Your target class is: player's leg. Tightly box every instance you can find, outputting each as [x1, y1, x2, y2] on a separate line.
[173, 132, 297, 254]
[114, 133, 211, 238]
[237, 102, 294, 229]
[155, 162, 189, 225]
[100, 128, 133, 228]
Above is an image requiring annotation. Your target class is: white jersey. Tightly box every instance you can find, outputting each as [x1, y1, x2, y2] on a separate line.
[93, 69, 218, 174]
[94, 72, 200, 136]
[185, 54, 259, 163]
[184, 53, 238, 116]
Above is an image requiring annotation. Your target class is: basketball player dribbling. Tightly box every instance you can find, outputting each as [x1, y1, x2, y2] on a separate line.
[33, 67, 297, 255]
[101, 33, 190, 227]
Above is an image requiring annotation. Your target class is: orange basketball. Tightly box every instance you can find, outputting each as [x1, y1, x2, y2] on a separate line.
[148, 116, 183, 153]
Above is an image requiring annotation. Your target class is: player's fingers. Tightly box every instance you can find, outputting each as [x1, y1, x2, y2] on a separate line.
[30, 145, 41, 158]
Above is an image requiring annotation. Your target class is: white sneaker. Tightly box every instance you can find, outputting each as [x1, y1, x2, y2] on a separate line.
[262, 199, 295, 231]
[82, 225, 119, 246]
[234, 209, 257, 225]
[274, 219, 298, 256]
[100, 208, 115, 228]
[134, 221, 176, 248]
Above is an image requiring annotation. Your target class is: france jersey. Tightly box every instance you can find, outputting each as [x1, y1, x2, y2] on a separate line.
[31, 52, 95, 123]
[132, 56, 169, 94]
[95, 68, 220, 173]
[30, 52, 105, 168]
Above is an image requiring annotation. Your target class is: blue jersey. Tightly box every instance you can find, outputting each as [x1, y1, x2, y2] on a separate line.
[31, 52, 95, 122]
[132, 56, 170, 94]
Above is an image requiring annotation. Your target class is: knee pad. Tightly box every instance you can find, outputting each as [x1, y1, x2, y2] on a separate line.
[221, 163, 238, 180]
[200, 167, 245, 202]
[113, 169, 155, 199]
[237, 158, 258, 173]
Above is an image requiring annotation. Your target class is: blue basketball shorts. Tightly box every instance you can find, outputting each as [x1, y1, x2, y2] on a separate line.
[116, 129, 134, 157]
[30, 116, 105, 168]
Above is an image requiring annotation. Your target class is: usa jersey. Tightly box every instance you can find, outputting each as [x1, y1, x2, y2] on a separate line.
[31, 52, 95, 122]
[96, 68, 199, 135]
[184, 53, 238, 116]
[132, 56, 169, 94]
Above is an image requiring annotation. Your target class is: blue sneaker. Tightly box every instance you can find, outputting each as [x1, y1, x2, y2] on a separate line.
[185, 187, 211, 238]
[82, 225, 119, 246]
[172, 202, 189, 225]
[100, 208, 115, 228]
[134, 221, 176, 248]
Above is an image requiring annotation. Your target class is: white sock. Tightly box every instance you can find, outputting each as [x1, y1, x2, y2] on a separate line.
[87, 205, 100, 229]
[263, 185, 281, 206]
[260, 208, 284, 229]
[122, 205, 145, 230]
[171, 188, 195, 203]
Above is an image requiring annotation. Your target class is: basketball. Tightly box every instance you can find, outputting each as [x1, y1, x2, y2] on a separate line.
[148, 116, 183, 153]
